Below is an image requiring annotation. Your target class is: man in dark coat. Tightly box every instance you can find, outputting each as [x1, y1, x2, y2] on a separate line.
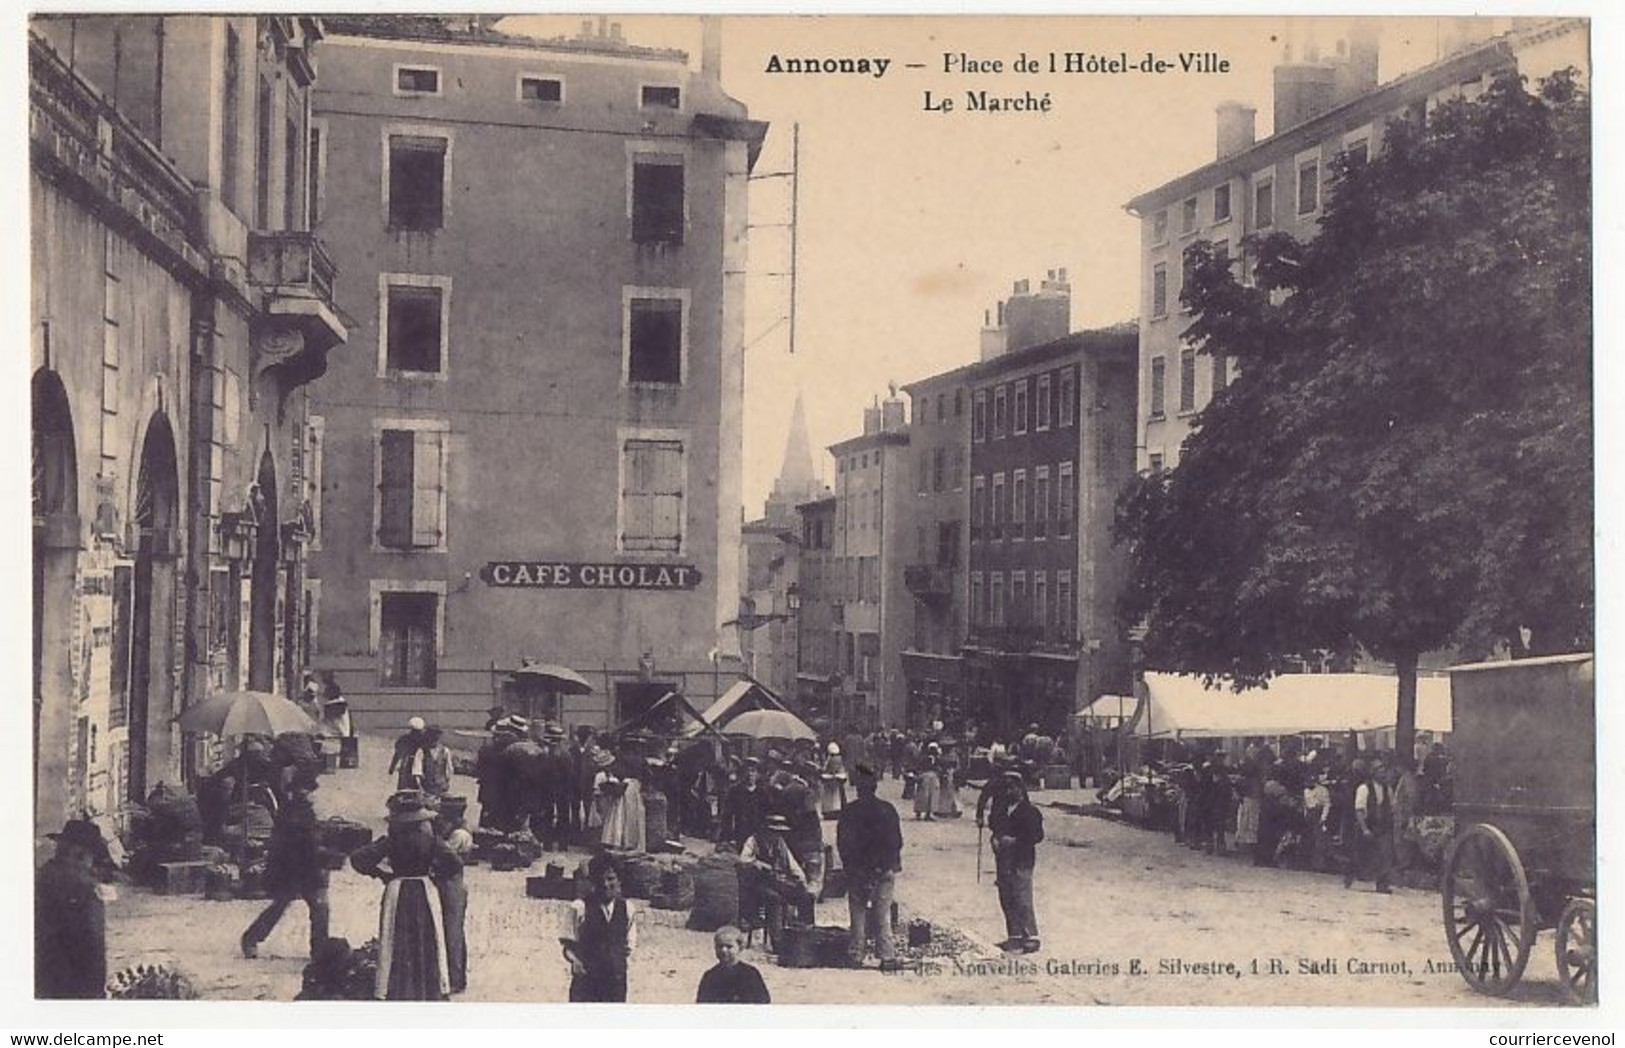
[987, 769, 1045, 953]
[536, 723, 572, 851]
[836, 762, 903, 969]
[720, 758, 766, 848]
[36, 819, 110, 999]
[242, 772, 332, 959]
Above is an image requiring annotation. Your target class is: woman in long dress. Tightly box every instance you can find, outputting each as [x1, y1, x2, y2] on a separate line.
[819, 743, 848, 819]
[933, 747, 962, 819]
[600, 752, 647, 852]
[913, 746, 941, 821]
[350, 794, 462, 1000]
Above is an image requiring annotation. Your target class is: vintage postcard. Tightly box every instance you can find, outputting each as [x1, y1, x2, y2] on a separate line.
[15, 9, 1606, 1023]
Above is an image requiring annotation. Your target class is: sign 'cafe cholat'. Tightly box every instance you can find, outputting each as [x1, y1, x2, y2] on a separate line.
[480, 561, 703, 591]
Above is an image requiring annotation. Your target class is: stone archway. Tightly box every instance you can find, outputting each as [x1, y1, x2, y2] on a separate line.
[129, 413, 179, 802]
[33, 370, 78, 835]
[247, 448, 281, 693]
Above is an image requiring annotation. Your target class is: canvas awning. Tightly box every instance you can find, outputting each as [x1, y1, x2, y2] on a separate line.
[1080, 672, 1452, 738]
[683, 678, 793, 735]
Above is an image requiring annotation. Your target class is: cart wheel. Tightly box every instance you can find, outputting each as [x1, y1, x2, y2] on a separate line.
[1442, 824, 1536, 996]
[1555, 897, 1596, 1004]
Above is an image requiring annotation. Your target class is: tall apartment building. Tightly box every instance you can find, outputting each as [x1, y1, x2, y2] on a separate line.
[30, 16, 344, 838]
[1128, 19, 1586, 472]
[306, 17, 764, 731]
[793, 495, 838, 716]
[824, 392, 911, 728]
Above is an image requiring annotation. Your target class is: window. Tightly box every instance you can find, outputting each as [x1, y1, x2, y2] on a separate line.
[1152, 263, 1168, 318]
[1013, 380, 1028, 435]
[376, 425, 447, 550]
[1149, 452, 1165, 475]
[378, 590, 439, 687]
[872, 488, 881, 528]
[380, 277, 449, 375]
[1011, 572, 1028, 627]
[1343, 135, 1370, 169]
[970, 573, 983, 627]
[916, 396, 929, 425]
[1254, 175, 1274, 229]
[932, 447, 945, 492]
[971, 476, 986, 539]
[222, 26, 241, 213]
[631, 155, 685, 244]
[1057, 571, 1073, 641]
[620, 433, 686, 553]
[394, 65, 441, 95]
[993, 385, 1008, 439]
[917, 452, 929, 495]
[1150, 357, 1166, 418]
[1214, 182, 1231, 222]
[641, 84, 681, 109]
[972, 391, 987, 441]
[951, 446, 964, 490]
[991, 573, 1006, 627]
[955, 388, 964, 416]
[1036, 373, 1052, 431]
[1034, 466, 1050, 539]
[387, 135, 447, 230]
[255, 79, 273, 229]
[1034, 572, 1049, 636]
[1059, 368, 1075, 428]
[936, 521, 960, 568]
[307, 121, 325, 228]
[1058, 462, 1074, 538]
[1181, 197, 1198, 234]
[1180, 347, 1197, 413]
[1213, 354, 1229, 394]
[991, 473, 1006, 538]
[1011, 469, 1027, 537]
[1297, 154, 1320, 215]
[1152, 209, 1168, 244]
[519, 75, 563, 102]
[936, 393, 946, 422]
[624, 290, 687, 385]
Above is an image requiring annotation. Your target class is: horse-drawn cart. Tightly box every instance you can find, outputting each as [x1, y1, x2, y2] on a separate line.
[1441, 653, 1595, 1002]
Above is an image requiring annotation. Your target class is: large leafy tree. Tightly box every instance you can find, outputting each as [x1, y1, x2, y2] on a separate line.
[1116, 70, 1591, 758]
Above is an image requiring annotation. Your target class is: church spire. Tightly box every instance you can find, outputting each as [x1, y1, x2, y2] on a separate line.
[765, 390, 819, 522]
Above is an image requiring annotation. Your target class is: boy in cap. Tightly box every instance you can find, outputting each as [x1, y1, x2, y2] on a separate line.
[696, 926, 771, 1003]
[36, 819, 111, 998]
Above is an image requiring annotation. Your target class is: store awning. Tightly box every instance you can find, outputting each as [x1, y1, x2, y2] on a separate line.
[1080, 672, 1452, 738]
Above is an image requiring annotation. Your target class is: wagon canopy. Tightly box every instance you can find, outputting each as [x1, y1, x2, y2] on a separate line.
[684, 678, 794, 734]
[1097, 672, 1453, 738]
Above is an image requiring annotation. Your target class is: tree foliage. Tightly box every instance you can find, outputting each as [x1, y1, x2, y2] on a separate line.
[1115, 70, 1591, 754]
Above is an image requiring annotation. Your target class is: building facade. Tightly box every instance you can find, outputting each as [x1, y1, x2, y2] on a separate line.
[792, 495, 839, 717]
[898, 367, 972, 729]
[1128, 19, 1586, 472]
[305, 17, 764, 732]
[30, 16, 344, 839]
[824, 393, 911, 728]
[964, 326, 1139, 735]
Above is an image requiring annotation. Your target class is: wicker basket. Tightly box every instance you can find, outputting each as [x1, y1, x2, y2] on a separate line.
[776, 925, 850, 969]
[685, 854, 740, 931]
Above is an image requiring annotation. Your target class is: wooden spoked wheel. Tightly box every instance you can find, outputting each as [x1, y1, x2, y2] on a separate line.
[1555, 896, 1597, 1004]
[1443, 824, 1537, 995]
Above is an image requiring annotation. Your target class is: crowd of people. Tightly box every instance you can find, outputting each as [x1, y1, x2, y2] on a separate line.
[1156, 737, 1456, 892]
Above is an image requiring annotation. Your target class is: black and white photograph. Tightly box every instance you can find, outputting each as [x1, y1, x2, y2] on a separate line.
[16, 8, 1606, 1018]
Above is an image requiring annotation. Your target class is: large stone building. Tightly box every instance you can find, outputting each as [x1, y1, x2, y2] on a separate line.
[1127, 18, 1587, 472]
[305, 16, 764, 731]
[30, 16, 345, 839]
[897, 274, 1140, 735]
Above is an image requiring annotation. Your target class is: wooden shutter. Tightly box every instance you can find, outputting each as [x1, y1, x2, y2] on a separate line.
[378, 429, 414, 547]
[411, 430, 443, 547]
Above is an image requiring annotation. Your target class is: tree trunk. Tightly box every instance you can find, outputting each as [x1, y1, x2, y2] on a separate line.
[1393, 649, 1419, 766]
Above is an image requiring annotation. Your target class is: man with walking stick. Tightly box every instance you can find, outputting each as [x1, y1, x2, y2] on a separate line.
[982, 768, 1044, 954]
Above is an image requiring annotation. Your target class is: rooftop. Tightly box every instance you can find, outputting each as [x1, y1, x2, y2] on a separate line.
[322, 14, 688, 64]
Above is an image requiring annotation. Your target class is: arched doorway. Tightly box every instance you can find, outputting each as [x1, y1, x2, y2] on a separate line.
[33, 370, 78, 835]
[129, 414, 179, 802]
[248, 449, 281, 693]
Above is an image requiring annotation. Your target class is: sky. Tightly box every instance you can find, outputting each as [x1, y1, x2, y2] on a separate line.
[511, 13, 1575, 515]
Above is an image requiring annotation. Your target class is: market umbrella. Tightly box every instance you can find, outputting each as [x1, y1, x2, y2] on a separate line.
[510, 660, 595, 695]
[720, 708, 817, 743]
[176, 689, 318, 738]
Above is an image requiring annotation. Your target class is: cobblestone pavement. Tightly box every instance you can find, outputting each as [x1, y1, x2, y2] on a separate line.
[104, 735, 1572, 1008]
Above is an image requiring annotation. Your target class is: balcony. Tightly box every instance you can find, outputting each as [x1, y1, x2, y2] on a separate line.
[904, 563, 953, 603]
[248, 230, 348, 389]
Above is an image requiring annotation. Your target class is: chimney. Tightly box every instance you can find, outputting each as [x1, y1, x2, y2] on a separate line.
[881, 385, 906, 432]
[1216, 101, 1257, 159]
[981, 307, 1007, 362]
[1335, 20, 1381, 103]
[1273, 60, 1336, 134]
[1004, 270, 1072, 354]
[701, 16, 723, 80]
[863, 399, 882, 436]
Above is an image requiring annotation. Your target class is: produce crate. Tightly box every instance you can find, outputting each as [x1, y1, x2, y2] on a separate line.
[156, 860, 210, 896]
[776, 925, 850, 969]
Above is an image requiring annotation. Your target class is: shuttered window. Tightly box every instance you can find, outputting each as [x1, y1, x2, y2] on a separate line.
[378, 428, 445, 549]
[379, 591, 437, 687]
[621, 438, 684, 552]
[632, 160, 684, 244]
